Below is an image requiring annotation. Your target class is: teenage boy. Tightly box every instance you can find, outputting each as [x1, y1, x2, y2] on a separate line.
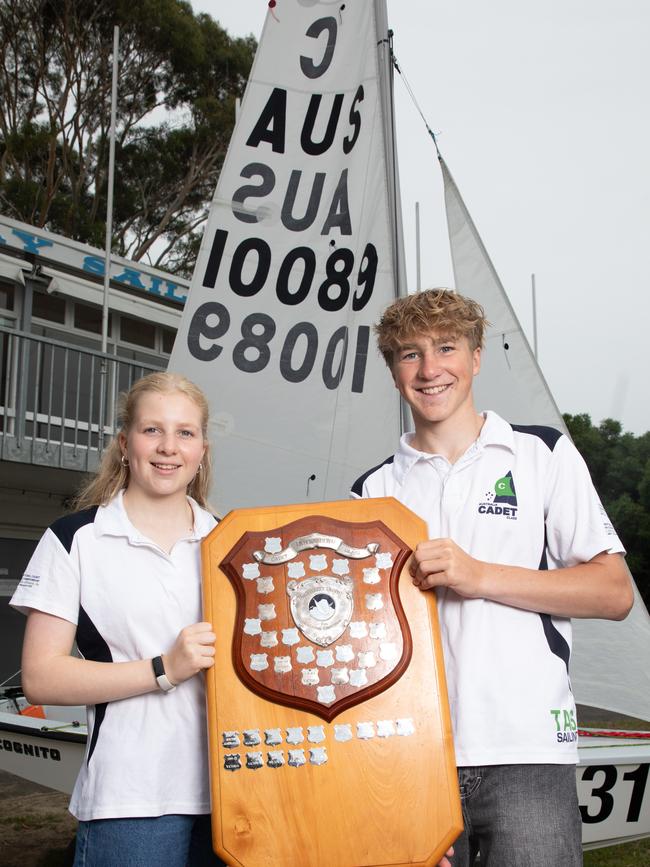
[351, 289, 632, 867]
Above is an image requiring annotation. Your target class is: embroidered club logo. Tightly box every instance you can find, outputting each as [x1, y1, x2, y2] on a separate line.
[219, 516, 413, 722]
[478, 471, 518, 519]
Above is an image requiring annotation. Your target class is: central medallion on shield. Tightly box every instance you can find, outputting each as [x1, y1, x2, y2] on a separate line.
[220, 515, 413, 722]
[287, 574, 353, 646]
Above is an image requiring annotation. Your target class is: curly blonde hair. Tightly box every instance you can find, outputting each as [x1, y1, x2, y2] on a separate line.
[375, 288, 488, 366]
[72, 372, 213, 511]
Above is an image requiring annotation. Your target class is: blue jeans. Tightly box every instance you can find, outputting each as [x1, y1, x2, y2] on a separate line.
[450, 764, 582, 867]
[73, 814, 227, 867]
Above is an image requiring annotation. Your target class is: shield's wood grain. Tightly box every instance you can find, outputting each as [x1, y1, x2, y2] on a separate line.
[202, 497, 461, 867]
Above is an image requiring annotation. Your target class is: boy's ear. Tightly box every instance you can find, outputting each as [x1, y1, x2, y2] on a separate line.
[472, 347, 482, 376]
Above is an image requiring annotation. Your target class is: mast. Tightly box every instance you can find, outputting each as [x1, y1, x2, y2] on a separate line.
[375, 0, 410, 435]
[375, 0, 407, 301]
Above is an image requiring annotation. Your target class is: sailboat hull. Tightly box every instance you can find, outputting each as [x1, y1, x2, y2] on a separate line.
[0, 709, 86, 795]
[578, 734, 650, 849]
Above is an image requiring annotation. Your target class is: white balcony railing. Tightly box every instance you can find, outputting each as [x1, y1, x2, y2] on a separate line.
[0, 326, 162, 471]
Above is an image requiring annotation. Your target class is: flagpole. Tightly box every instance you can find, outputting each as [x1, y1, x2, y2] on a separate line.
[531, 272, 538, 360]
[99, 26, 119, 455]
[102, 26, 119, 354]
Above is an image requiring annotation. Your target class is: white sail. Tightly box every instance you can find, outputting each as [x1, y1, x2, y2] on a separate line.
[440, 154, 650, 722]
[169, 0, 403, 513]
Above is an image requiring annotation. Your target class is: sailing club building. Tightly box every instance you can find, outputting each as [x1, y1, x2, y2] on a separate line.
[0, 215, 187, 678]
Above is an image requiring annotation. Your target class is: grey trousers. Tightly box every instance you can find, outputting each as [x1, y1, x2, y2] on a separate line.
[450, 764, 582, 867]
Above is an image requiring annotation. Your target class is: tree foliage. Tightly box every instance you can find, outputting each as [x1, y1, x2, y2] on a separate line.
[564, 413, 650, 609]
[0, 0, 255, 275]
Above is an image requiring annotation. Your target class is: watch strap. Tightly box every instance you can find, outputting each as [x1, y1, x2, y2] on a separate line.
[152, 655, 176, 692]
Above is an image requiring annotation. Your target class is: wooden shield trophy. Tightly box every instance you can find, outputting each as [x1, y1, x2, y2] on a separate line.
[202, 498, 461, 866]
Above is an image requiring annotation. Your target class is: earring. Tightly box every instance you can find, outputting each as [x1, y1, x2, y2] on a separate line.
[121, 454, 129, 467]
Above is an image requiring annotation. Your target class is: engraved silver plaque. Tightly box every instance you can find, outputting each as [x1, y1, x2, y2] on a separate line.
[243, 729, 261, 746]
[260, 630, 278, 647]
[224, 753, 241, 772]
[309, 746, 328, 766]
[375, 552, 393, 569]
[357, 721, 375, 739]
[288, 749, 306, 767]
[242, 562, 260, 580]
[264, 728, 282, 746]
[377, 720, 396, 738]
[369, 622, 387, 640]
[349, 621, 368, 639]
[332, 558, 350, 575]
[296, 645, 315, 663]
[244, 618, 262, 635]
[258, 603, 276, 621]
[222, 731, 240, 748]
[363, 567, 381, 584]
[307, 725, 325, 743]
[256, 577, 274, 594]
[317, 685, 336, 704]
[287, 561, 305, 578]
[267, 750, 284, 768]
[357, 651, 377, 669]
[253, 533, 380, 565]
[396, 718, 415, 737]
[286, 727, 304, 745]
[309, 553, 328, 572]
[274, 656, 292, 674]
[246, 751, 264, 769]
[286, 575, 354, 646]
[334, 724, 353, 742]
[250, 653, 269, 671]
[301, 668, 319, 686]
[335, 644, 354, 663]
[349, 669, 368, 687]
[316, 649, 334, 667]
[282, 628, 300, 645]
[365, 593, 384, 611]
[264, 537, 282, 553]
[331, 667, 349, 685]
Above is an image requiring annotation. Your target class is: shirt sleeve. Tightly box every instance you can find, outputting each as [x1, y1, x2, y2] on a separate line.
[544, 435, 625, 568]
[10, 527, 81, 624]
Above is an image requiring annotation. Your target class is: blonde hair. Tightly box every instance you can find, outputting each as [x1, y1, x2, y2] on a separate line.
[72, 372, 213, 511]
[375, 288, 488, 366]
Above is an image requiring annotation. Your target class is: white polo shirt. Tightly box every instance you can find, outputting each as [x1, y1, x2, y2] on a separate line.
[11, 492, 217, 820]
[351, 411, 624, 766]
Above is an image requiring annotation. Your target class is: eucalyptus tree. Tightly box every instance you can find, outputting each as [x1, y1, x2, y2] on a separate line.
[0, 0, 255, 274]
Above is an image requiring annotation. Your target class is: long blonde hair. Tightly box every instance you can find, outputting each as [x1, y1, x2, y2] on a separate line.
[72, 372, 213, 511]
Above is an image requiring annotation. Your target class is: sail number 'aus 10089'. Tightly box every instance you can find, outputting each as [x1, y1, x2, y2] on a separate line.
[186, 229, 377, 393]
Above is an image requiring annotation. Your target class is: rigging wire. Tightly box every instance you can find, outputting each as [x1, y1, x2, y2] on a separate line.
[391, 52, 441, 159]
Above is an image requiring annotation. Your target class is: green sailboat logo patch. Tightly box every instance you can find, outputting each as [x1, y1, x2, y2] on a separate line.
[478, 471, 518, 519]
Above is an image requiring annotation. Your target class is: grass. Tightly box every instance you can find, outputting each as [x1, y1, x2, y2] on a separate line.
[0, 812, 65, 831]
[584, 838, 650, 866]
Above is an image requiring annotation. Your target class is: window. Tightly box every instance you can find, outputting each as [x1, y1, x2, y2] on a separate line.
[33, 291, 66, 323]
[74, 302, 107, 335]
[0, 281, 14, 311]
[120, 315, 156, 349]
[162, 327, 176, 354]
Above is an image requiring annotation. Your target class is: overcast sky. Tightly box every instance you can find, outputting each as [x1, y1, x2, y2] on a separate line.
[192, 0, 649, 435]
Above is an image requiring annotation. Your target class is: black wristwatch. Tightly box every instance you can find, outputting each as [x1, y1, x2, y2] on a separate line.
[152, 655, 176, 692]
